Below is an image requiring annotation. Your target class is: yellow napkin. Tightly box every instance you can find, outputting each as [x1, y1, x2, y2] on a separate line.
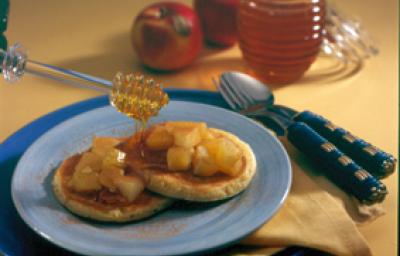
[234, 139, 378, 256]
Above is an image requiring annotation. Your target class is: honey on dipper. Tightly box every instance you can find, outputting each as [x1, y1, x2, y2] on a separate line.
[110, 72, 169, 128]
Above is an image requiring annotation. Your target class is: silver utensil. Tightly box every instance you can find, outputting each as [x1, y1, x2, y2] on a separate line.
[217, 71, 390, 205]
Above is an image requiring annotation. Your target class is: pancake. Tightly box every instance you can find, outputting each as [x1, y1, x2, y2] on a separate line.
[53, 154, 173, 222]
[121, 125, 257, 202]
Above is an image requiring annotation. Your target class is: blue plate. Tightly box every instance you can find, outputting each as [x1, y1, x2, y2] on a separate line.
[0, 90, 226, 256]
[10, 100, 291, 256]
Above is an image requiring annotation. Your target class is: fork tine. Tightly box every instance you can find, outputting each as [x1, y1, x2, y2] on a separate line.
[219, 84, 239, 110]
[220, 75, 249, 109]
[216, 78, 240, 111]
[222, 74, 254, 107]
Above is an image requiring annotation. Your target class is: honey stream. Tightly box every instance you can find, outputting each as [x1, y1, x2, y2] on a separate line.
[109, 72, 169, 156]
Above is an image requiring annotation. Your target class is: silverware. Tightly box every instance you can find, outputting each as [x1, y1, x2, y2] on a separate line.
[217, 71, 390, 205]
[219, 72, 396, 179]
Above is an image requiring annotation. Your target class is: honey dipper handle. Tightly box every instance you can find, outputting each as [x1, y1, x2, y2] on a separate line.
[1, 43, 112, 91]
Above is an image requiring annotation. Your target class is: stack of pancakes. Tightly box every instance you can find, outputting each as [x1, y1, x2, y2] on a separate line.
[53, 122, 257, 222]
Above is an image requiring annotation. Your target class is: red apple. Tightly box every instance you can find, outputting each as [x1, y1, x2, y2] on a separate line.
[194, 0, 240, 47]
[131, 2, 203, 71]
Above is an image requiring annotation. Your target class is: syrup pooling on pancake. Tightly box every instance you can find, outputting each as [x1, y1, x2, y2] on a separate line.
[121, 122, 246, 178]
[119, 122, 257, 202]
[66, 137, 146, 204]
[53, 136, 174, 222]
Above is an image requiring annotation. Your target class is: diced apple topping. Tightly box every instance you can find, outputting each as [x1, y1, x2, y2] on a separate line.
[145, 126, 174, 150]
[69, 166, 102, 192]
[69, 136, 148, 201]
[200, 129, 215, 141]
[74, 152, 102, 173]
[167, 146, 192, 171]
[195, 138, 243, 177]
[91, 137, 120, 157]
[114, 175, 145, 202]
[165, 121, 206, 133]
[148, 122, 244, 177]
[102, 148, 126, 169]
[171, 127, 202, 148]
[192, 145, 219, 176]
[220, 158, 243, 177]
[165, 121, 211, 145]
[198, 139, 225, 162]
[215, 138, 242, 174]
[99, 165, 124, 191]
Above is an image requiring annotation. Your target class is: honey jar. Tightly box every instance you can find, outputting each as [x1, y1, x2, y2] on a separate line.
[237, 0, 326, 85]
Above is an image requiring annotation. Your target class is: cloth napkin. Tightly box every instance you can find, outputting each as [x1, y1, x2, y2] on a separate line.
[232, 138, 384, 256]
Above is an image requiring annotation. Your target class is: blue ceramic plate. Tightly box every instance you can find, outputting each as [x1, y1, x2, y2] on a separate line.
[11, 101, 291, 256]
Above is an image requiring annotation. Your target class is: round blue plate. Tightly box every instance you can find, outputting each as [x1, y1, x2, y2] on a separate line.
[11, 100, 291, 256]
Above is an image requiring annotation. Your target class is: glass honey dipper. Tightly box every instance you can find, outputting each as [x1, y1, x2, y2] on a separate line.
[0, 43, 169, 125]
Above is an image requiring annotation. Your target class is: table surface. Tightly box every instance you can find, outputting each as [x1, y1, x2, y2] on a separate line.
[0, 0, 398, 255]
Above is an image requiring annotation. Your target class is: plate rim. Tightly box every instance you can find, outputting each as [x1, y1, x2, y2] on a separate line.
[11, 100, 292, 256]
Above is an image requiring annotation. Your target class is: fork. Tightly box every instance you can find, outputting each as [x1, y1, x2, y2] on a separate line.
[217, 73, 387, 205]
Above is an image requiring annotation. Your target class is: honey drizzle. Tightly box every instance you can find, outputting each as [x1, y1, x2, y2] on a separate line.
[110, 72, 169, 157]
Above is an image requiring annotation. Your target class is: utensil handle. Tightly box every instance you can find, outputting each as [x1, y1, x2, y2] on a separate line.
[1, 43, 113, 91]
[287, 122, 387, 205]
[294, 111, 396, 179]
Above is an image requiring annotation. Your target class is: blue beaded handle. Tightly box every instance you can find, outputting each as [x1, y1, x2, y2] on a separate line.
[294, 111, 396, 179]
[287, 122, 387, 205]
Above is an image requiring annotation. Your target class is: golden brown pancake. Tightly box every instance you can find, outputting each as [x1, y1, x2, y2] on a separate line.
[53, 154, 173, 222]
[120, 126, 257, 202]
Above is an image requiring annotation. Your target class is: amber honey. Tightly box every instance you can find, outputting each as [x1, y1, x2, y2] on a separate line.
[110, 72, 169, 124]
[238, 0, 326, 85]
[110, 72, 169, 154]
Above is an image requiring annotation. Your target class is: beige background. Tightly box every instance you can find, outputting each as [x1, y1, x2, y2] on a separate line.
[0, 0, 398, 255]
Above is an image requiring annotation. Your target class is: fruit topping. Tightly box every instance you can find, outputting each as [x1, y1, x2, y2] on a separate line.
[167, 146, 192, 171]
[146, 122, 244, 177]
[145, 125, 174, 150]
[69, 166, 102, 192]
[114, 175, 145, 202]
[91, 137, 120, 157]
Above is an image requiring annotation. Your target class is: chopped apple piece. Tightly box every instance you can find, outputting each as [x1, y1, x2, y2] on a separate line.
[165, 121, 212, 140]
[165, 121, 206, 129]
[197, 138, 243, 176]
[115, 175, 145, 202]
[69, 166, 102, 192]
[199, 139, 221, 158]
[91, 137, 120, 157]
[99, 165, 124, 191]
[220, 158, 243, 177]
[215, 138, 242, 172]
[192, 146, 219, 176]
[171, 127, 202, 148]
[167, 146, 192, 171]
[200, 129, 215, 141]
[74, 152, 102, 173]
[102, 148, 126, 169]
[193, 160, 219, 176]
[145, 126, 174, 150]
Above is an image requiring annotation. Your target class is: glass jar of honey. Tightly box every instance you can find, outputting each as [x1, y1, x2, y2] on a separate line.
[237, 0, 326, 85]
